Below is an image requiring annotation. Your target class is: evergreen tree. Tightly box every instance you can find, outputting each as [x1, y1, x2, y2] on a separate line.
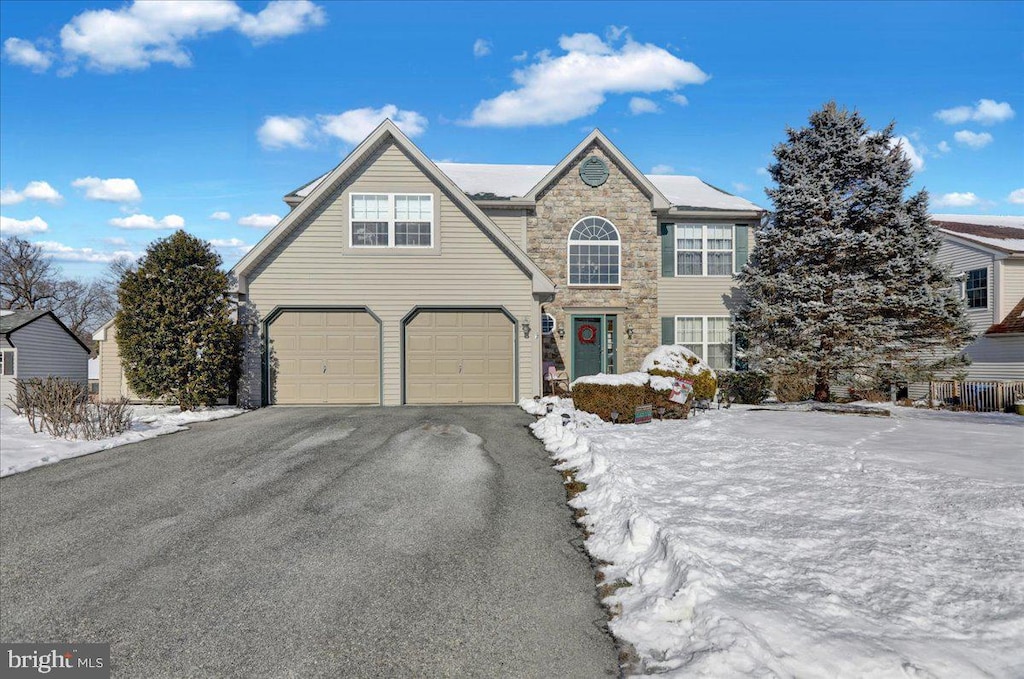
[735, 102, 973, 401]
[116, 231, 241, 410]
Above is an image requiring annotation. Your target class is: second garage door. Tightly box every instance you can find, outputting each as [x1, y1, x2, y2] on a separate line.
[405, 310, 514, 404]
[268, 310, 380, 405]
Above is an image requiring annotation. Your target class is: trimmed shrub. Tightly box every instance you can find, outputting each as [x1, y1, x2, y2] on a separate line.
[719, 370, 770, 404]
[5, 377, 133, 439]
[648, 367, 718, 401]
[771, 369, 815, 402]
[572, 381, 689, 422]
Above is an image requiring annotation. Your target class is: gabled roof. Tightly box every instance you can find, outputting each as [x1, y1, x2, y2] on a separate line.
[986, 296, 1024, 335]
[1, 309, 91, 353]
[234, 120, 556, 295]
[932, 214, 1024, 255]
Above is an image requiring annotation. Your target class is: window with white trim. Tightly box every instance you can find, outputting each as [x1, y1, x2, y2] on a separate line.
[675, 224, 734, 276]
[541, 313, 556, 336]
[350, 193, 433, 248]
[567, 216, 620, 286]
[675, 316, 734, 370]
[964, 268, 988, 309]
[1, 349, 14, 376]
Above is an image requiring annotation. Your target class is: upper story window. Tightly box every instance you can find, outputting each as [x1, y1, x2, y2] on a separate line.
[675, 224, 734, 276]
[965, 268, 988, 309]
[350, 193, 433, 248]
[568, 216, 620, 287]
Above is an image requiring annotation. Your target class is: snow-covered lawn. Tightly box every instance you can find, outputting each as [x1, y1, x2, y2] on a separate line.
[1, 405, 245, 477]
[524, 399, 1024, 677]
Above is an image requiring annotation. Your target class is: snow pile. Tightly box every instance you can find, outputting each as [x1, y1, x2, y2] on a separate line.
[1, 405, 245, 477]
[640, 344, 712, 377]
[570, 371, 675, 391]
[521, 400, 1024, 677]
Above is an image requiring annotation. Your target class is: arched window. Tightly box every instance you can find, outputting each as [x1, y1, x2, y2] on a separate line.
[567, 216, 620, 287]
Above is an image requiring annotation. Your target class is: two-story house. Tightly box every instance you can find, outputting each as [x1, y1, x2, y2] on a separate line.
[930, 215, 1024, 383]
[231, 120, 763, 406]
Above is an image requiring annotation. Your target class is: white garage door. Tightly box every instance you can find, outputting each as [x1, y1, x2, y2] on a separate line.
[268, 310, 380, 405]
[405, 310, 514, 404]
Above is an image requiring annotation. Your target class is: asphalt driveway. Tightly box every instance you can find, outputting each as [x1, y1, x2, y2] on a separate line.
[0, 406, 618, 678]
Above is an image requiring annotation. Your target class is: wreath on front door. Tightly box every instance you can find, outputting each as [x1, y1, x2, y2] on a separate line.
[577, 324, 598, 344]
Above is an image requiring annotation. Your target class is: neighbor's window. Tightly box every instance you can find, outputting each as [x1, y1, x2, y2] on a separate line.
[965, 268, 988, 309]
[675, 224, 734, 276]
[1, 349, 13, 376]
[675, 316, 734, 370]
[568, 216, 620, 286]
[350, 193, 433, 248]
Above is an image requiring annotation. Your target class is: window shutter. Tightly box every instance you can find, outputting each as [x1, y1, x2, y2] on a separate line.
[734, 224, 749, 271]
[660, 224, 674, 277]
[661, 317, 675, 345]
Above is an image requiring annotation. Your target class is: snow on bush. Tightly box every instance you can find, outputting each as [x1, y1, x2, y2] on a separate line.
[570, 371, 675, 391]
[640, 344, 711, 377]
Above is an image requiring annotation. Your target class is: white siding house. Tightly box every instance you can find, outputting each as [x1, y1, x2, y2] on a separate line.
[0, 309, 91, 404]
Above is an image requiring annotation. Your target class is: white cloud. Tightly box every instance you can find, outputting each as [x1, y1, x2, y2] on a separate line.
[466, 34, 708, 127]
[0, 215, 48, 236]
[473, 38, 491, 57]
[51, 0, 325, 74]
[0, 181, 63, 205]
[237, 0, 326, 44]
[210, 210, 231, 221]
[35, 240, 140, 263]
[629, 97, 661, 115]
[1007, 188, 1024, 205]
[238, 213, 280, 228]
[891, 136, 925, 171]
[3, 37, 54, 72]
[934, 192, 980, 207]
[936, 140, 951, 154]
[755, 167, 769, 177]
[953, 130, 993, 149]
[258, 115, 313, 149]
[208, 237, 254, 257]
[650, 164, 674, 174]
[512, 50, 528, 62]
[667, 93, 688, 106]
[109, 213, 184, 230]
[606, 25, 629, 41]
[318, 105, 427, 144]
[732, 182, 750, 193]
[104, 236, 128, 246]
[72, 176, 142, 202]
[935, 99, 1015, 125]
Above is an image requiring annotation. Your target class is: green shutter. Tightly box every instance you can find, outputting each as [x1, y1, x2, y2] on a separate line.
[661, 317, 675, 345]
[734, 224, 749, 271]
[660, 223, 674, 277]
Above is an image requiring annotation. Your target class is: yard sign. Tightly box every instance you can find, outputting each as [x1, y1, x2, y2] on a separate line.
[634, 404, 653, 424]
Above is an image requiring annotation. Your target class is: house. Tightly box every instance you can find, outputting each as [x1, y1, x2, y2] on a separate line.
[0, 309, 90, 404]
[930, 214, 1024, 383]
[92, 318, 153, 403]
[231, 120, 764, 406]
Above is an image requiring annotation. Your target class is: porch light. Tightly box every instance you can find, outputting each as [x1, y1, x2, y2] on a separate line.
[557, 327, 565, 339]
[523, 317, 531, 338]
[626, 325, 635, 340]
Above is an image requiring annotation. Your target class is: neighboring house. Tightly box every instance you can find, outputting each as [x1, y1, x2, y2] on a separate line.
[930, 214, 1024, 383]
[92, 318, 152, 402]
[230, 120, 763, 407]
[0, 309, 90, 404]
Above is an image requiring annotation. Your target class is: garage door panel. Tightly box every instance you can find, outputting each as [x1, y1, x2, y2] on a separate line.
[269, 310, 380, 405]
[405, 310, 514, 404]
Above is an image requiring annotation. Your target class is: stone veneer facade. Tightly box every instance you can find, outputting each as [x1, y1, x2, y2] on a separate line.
[527, 143, 660, 375]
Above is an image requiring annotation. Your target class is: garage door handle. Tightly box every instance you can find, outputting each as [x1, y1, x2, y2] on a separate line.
[459, 359, 463, 374]
[322, 360, 327, 374]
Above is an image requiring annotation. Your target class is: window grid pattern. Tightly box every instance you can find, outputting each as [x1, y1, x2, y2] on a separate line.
[965, 268, 987, 309]
[568, 217, 621, 286]
[675, 316, 734, 371]
[350, 193, 433, 248]
[675, 224, 735, 276]
[541, 313, 556, 336]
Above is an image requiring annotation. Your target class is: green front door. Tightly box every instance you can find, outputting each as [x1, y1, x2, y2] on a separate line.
[572, 315, 607, 379]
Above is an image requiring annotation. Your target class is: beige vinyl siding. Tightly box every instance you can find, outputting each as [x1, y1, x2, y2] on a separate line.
[998, 259, 1024, 319]
[658, 277, 740, 317]
[483, 208, 528, 249]
[8, 315, 88, 387]
[97, 325, 147, 402]
[244, 141, 537, 406]
[939, 239, 995, 333]
[963, 335, 1024, 381]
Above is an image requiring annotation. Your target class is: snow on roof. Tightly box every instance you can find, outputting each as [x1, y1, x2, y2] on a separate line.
[287, 162, 763, 211]
[932, 215, 1024, 254]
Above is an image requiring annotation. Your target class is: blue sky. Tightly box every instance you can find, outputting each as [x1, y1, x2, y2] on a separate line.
[1, 0, 1022, 279]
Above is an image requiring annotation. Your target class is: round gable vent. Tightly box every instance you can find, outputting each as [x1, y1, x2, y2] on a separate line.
[579, 156, 609, 187]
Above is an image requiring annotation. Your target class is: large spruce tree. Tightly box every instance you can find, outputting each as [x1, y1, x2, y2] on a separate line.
[735, 102, 973, 401]
[116, 231, 240, 410]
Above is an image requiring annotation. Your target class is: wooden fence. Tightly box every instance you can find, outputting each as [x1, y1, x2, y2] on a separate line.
[928, 380, 1024, 412]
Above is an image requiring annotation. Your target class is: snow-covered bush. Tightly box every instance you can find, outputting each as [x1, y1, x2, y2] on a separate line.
[719, 370, 770, 404]
[570, 372, 688, 422]
[641, 344, 717, 401]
